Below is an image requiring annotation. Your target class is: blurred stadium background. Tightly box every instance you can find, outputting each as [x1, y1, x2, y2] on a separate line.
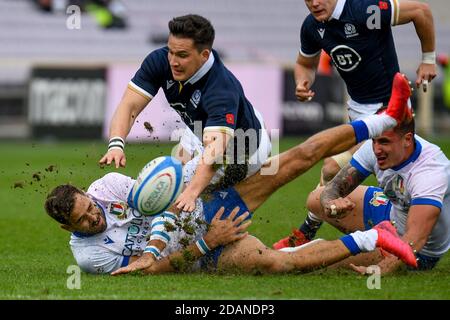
[1, 0, 450, 300]
[1, 0, 450, 141]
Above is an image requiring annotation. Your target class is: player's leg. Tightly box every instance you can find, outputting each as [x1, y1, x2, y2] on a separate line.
[217, 221, 417, 273]
[272, 72, 413, 249]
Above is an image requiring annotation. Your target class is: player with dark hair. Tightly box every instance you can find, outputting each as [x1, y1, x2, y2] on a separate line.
[99, 14, 271, 214]
[274, 0, 437, 249]
[46, 74, 415, 275]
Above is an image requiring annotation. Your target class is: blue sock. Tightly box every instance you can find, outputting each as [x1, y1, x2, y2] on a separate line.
[340, 235, 361, 255]
[350, 120, 369, 143]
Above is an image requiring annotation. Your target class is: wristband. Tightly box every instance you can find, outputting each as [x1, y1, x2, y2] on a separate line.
[108, 137, 125, 151]
[422, 51, 436, 64]
[143, 245, 161, 259]
[195, 237, 211, 255]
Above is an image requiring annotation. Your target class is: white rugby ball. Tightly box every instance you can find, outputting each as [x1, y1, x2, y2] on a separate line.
[131, 156, 183, 216]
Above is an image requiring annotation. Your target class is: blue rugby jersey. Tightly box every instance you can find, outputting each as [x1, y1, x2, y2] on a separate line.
[128, 47, 262, 142]
[300, 0, 400, 104]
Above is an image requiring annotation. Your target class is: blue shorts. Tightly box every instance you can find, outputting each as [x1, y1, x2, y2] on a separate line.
[199, 187, 252, 270]
[363, 187, 441, 270]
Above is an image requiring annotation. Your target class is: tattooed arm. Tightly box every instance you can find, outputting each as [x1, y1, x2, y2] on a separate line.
[320, 163, 368, 217]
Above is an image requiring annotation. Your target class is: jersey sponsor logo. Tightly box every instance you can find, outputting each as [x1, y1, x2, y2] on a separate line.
[226, 113, 235, 125]
[369, 191, 389, 207]
[344, 23, 359, 38]
[190, 89, 202, 108]
[166, 80, 175, 90]
[379, 1, 389, 10]
[317, 27, 325, 39]
[330, 45, 362, 72]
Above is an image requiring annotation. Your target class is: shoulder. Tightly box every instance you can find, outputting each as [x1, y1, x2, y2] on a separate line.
[70, 241, 123, 274]
[87, 172, 134, 201]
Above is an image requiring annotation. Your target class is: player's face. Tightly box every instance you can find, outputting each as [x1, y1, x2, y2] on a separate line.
[69, 193, 107, 234]
[372, 130, 414, 170]
[304, 0, 336, 21]
[167, 35, 210, 82]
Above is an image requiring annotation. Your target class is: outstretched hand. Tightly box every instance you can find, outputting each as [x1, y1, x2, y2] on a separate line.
[416, 62, 437, 92]
[175, 190, 197, 212]
[111, 253, 155, 276]
[99, 148, 127, 169]
[204, 206, 251, 248]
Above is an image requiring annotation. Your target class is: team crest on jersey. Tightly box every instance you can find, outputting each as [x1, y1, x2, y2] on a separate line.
[190, 90, 202, 108]
[344, 23, 358, 38]
[109, 202, 128, 220]
[369, 191, 389, 207]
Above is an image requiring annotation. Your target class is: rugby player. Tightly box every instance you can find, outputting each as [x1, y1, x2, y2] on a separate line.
[45, 74, 414, 274]
[274, 0, 437, 249]
[99, 14, 271, 213]
[307, 110, 450, 273]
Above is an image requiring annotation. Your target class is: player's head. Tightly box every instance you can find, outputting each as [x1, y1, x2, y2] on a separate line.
[372, 111, 416, 170]
[167, 14, 215, 81]
[304, 0, 337, 22]
[44, 184, 107, 235]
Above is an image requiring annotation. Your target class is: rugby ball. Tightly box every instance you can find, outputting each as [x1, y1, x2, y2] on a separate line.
[131, 156, 183, 216]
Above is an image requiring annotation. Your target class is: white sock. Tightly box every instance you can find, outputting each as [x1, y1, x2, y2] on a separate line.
[362, 113, 397, 138]
[350, 229, 378, 252]
[307, 212, 322, 224]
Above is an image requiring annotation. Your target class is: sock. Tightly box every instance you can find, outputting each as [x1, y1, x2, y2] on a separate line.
[340, 229, 378, 255]
[299, 212, 323, 240]
[351, 113, 397, 143]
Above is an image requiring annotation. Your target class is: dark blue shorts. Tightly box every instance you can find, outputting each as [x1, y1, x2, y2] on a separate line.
[199, 187, 252, 270]
[363, 187, 441, 270]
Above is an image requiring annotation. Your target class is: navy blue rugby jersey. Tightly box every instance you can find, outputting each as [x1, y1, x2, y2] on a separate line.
[300, 0, 401, 104]
[128, 47, 262, 142]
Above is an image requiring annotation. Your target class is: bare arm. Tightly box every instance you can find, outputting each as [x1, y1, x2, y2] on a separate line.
[145, 207, 251, 274]
[320, 163, 367, 217]
[99, 87, 151, 168]
[356, 204, 440, 275]
[396, 0, 436, 88]
[176, 130, 232, 212]
[294, 53, 320, 101]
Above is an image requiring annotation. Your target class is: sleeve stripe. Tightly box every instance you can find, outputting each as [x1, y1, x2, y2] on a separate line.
[350, 158, 371, 178]
[151, 231, 170, 242]
[128, 81, 153, 100]
[411, 198, 443, 209]
[299, 48, 321, 58]
[162, 212, 177, 221]
[120, 255, 130, 267]
[150, 221, 166, 229]
[204, 126, 235, 137]
[390, 0, 399, 26]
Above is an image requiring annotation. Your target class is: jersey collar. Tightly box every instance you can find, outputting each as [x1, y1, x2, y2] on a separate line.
[184, 51, 215, 85]
[391, 138, 422, 171]
[330, 0, 346, 20]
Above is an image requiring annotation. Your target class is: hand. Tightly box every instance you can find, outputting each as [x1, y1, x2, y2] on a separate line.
[349, 263, 369, 275]
[175, 190, 197, 212]
[324, 197, 355, 218]
[415, 63, 437, 92]
[99, 148, 126, 169]
[204, 206, 251, 248]
[295, 80, 315, 102]
[111, 253, 156, 276]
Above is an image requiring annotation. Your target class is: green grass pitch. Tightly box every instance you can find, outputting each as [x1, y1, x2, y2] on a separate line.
[0, 137, 449, 300]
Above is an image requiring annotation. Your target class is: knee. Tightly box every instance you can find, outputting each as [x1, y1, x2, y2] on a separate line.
[321, 158, 341, 184]
[306, 187, 325, 218]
